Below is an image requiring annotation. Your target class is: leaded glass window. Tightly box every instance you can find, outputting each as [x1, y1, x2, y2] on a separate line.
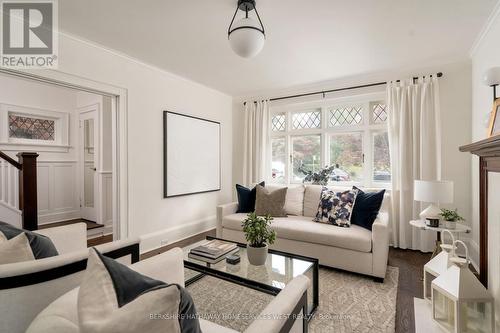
[328, 105, 363, 127]
[271, 113, 286, 132]
[372, 103, 388, 124]
[292, 110, 321, 129]
[8, 114, 55, 141]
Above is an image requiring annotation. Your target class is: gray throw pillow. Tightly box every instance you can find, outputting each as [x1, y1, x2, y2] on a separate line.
[255, 185, 287, 217]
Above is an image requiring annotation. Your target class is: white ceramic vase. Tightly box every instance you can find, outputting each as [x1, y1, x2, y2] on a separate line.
[445, 220, 457, 229]
[247, 244, 268, 266]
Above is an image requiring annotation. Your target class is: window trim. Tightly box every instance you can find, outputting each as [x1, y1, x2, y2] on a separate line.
[269, 92, 390, 188]
[0, 103, 70, 152]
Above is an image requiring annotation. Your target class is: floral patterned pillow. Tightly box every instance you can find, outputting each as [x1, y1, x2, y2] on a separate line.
[313, 187, 358, 227]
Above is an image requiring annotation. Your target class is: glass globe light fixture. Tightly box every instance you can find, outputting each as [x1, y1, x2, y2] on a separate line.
[228, 0, 265, 58]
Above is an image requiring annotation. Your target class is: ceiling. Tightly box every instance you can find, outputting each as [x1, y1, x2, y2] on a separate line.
[59, 0, 497, 97]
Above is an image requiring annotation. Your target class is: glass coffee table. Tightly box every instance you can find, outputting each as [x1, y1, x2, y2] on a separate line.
[183, 236, 319, 319]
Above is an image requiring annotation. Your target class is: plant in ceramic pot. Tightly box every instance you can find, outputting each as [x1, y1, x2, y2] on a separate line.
[439, 208, 465, 229]
[242, 212, 276, 266]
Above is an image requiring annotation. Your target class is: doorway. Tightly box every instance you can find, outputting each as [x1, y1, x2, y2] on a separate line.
[0, 68, 127, 240]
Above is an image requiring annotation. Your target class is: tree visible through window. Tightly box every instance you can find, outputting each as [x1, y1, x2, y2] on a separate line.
[270, 99, 391, 186]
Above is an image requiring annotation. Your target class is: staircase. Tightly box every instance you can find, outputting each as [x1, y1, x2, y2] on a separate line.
[0, 151, 39, 230]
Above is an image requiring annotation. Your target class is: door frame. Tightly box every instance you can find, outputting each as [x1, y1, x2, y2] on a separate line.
[79, 105, 99, 223]
[0, 68, 129, 240]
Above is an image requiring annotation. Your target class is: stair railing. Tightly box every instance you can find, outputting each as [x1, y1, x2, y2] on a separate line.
[0, 151, 39, 230]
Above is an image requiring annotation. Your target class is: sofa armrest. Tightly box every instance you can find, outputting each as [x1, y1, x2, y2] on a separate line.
[94, 237, 141, 265]
[244, 275, 309, 333]
[216, 202, 238, 237]
[130, 247, 185, 286]
[35, 223, 87, 254]
[371, 211, 390, 279]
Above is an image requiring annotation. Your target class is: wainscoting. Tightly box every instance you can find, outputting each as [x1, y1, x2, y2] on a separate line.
[37, 160, 80, 225]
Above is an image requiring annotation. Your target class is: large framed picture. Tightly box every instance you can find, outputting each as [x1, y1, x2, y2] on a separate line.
[488, 99, 500, 137]
[163, 111, 221, 198]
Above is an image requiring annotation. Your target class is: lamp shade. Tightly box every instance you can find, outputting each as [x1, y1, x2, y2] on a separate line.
[228, 17, 265, 58]
[482, 67, 500, 86]
[414, 180, 453, 204]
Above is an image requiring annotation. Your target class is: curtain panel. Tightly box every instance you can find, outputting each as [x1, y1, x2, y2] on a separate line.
[243, 100, 270, 186]
[387, 76, 441, 252]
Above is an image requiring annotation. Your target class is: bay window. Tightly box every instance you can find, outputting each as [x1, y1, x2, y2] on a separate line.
[269, 95, 391, 187]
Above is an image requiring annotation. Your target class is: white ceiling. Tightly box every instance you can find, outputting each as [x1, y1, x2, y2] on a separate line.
[59, 0, 497, 97]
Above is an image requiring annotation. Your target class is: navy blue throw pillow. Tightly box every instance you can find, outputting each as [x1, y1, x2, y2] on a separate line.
[236, 181, 265, 213]
[350, 187, 386, 231]
[0, 221, 58, 259]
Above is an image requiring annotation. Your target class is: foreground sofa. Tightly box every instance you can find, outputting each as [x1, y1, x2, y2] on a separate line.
[27, 247, 310, 333]
[218, 184, 390, 280]
[0, 223, 140, 333]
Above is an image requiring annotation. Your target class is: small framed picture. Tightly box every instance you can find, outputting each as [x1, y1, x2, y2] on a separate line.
[488, 99, 500, 137]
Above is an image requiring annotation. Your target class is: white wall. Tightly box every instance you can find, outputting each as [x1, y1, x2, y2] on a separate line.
[470, 5, 500, 330]
[233, 61, 473, 235]
[0, 75, 81, 224]
[50, 33, 233, 252]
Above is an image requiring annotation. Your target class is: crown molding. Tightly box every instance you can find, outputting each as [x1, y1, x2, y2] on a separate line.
[469, 0, 500, 57]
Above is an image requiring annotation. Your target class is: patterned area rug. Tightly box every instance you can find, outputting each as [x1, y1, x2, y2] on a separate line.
[186, 266, 399, 333]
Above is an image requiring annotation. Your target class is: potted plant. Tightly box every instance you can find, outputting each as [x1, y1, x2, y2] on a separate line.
[298, 164, 336, 185]
[439, 208, 465, 229]
[242, 212, 276, 265]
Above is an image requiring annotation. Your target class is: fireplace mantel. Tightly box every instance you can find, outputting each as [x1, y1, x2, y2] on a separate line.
[460, 135, 500, 287]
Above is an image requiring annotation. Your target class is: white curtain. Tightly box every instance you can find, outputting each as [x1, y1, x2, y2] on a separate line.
[243, 100, 270, 186]
[387, 76, 441, 252]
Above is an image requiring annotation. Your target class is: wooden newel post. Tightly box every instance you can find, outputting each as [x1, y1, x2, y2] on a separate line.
[17, 152, 39, 231]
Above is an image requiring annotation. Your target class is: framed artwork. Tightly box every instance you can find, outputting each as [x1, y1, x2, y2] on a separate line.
[488, 99, 500, 137]
[163, 111, 221, 198]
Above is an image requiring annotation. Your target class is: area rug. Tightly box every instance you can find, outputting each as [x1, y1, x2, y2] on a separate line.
[186, 266, 399, 333]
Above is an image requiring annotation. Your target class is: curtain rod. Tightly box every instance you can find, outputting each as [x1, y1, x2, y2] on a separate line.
[243, 72, 443, 105]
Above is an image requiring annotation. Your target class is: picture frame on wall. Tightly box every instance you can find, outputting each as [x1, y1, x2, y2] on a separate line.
[488, 98, 500, 137]
[163, 111, 221, 198]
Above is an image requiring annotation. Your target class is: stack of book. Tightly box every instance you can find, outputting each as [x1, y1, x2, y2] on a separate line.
[188, 239, 238, 264]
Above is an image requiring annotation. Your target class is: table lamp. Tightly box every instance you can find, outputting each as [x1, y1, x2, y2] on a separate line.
[414, 180, 454, 227]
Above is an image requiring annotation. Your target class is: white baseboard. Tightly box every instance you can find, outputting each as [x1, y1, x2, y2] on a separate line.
[139, 215, 216, 254]
[38, 210, 81, 225]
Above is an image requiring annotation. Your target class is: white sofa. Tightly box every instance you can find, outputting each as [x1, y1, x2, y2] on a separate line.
[27, 247, 310, 333]
[218, 184, 390, 280]
[0, 223, 140, 333]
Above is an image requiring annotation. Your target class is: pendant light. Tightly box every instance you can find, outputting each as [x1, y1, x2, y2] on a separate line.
[228, 0, 265, 58]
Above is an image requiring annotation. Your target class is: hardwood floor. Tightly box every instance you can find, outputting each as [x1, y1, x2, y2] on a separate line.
[389, 247, 431, 333]
[88, 229, 430, 332]
[39, 219, 104, 230]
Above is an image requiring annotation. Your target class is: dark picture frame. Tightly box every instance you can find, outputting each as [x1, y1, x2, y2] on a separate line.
[163, 111, 221, 198]
[487, 98, 500, 137]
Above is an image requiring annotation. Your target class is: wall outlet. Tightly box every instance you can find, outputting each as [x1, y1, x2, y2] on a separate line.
[160, 239, 169, 247]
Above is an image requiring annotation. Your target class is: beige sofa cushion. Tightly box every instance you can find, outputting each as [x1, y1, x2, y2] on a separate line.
[222, 213, 372, 253]
[267, 184, 305, 216]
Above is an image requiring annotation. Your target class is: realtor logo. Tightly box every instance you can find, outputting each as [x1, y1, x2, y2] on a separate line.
[0, 0, 58, 68]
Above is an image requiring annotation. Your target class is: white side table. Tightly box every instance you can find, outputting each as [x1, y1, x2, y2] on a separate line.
[409, 220, 471, 258]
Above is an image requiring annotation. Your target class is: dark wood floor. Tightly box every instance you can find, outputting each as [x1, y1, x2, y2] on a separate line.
[90, 230, 430, 333]
[389, 247, 431, 333]
[39, 219, 104, 230]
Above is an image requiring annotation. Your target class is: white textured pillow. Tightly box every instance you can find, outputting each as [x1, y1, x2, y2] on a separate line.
[0, 232, 35, 264]
[267, 184, 305, 216]
[78, 249, 184, 333]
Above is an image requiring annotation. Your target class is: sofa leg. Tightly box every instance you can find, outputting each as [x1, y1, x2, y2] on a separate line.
[373, 277, 384, 283]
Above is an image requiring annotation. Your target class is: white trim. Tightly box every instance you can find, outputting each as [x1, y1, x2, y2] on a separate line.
[0, 143, 71, 152]
[139, 215, 216, 254]
[0, 67, 129, 240]
[469, 1, 500, 57]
